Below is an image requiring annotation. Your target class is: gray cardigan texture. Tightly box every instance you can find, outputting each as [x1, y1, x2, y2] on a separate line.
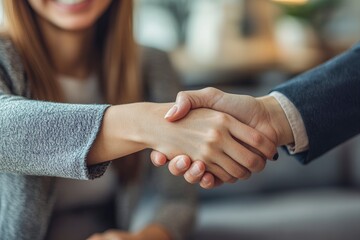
[0, 36, 196, 240]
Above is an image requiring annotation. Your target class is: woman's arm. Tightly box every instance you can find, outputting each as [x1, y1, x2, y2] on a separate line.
[0, 93, 276, 183]
[87, 102, 278, 183]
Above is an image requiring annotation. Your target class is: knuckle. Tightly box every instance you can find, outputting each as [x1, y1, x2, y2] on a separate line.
[215, 112, 229, 125]
[177, 91, 187, 98]
[207, 129, 223, 144]
[250, 131, 264, 147]
[203, 87, 217, 94]
[200, 145, 215, 160]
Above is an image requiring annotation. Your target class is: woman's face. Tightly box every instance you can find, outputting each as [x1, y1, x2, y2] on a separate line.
[27, 0, 112, 31]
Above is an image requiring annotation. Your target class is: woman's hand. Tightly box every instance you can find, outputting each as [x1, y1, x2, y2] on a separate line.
[88, 102, 276, 184]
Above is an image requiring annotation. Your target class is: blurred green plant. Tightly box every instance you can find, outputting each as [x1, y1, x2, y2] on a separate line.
[275, 0, 342, 59]
[277, 0, 340, 24]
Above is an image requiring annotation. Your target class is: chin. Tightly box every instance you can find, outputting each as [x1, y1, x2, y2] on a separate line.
[53, 16, 98, 31]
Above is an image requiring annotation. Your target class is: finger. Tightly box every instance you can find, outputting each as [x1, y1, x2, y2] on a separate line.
[150, 151, 168, 167]
[164, 88, 224, 121]
[236, 139, 266, 160]
[202, 175, 224, 188]
[168, 155, 192, 176]
[238, 140, 278, 164]
[224, 136, 266, 173]
[199, 172, 215, 189]
[229, 120, 278, 160]
[205, 163, 238, 183]
[211, 151, 251, 180]
[183, 161, 206, 184]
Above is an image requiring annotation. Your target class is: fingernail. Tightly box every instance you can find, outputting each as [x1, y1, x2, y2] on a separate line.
[272, 153, 279, 161]
[176, 157, 187, 170]
[164, 105, 178, 119]
[189, 164, 201, 176]
[203, 177, 211, 185]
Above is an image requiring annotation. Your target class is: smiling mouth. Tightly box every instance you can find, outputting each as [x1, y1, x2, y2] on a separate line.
[54, 0, 88, 5]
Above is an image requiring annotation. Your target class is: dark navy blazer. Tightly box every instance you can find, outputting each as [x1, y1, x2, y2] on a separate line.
[273, 43, 360, 164]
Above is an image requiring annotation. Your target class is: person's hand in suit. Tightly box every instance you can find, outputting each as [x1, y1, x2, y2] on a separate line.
[151, 88, 294, 189]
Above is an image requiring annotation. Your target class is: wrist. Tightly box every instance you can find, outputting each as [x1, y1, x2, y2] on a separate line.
[108, 103, 169, 150]
[135, 103, 176, 150]
[109, 104, 145, 145]
[87, 103, 153, 165]
[257, 96, 294, 146]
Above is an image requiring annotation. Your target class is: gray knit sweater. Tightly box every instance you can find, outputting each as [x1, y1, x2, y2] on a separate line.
[0, 36, 196, 240]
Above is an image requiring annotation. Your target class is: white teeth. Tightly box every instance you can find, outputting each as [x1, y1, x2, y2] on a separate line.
[55, 0, 87, 5]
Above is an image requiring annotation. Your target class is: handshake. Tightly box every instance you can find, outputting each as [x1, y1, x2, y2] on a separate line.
[149, 87, 295, 189]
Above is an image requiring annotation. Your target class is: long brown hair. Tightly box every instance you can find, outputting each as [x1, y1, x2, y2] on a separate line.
[3, 0, 142, 182]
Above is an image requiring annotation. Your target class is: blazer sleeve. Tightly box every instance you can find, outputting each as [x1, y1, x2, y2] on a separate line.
[272, 42, 360, 164]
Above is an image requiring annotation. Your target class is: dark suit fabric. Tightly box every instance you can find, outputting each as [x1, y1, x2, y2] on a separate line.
[273, 43, 360, 164]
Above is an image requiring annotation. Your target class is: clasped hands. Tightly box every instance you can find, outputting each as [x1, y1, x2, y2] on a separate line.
[150, 88, 293, 189]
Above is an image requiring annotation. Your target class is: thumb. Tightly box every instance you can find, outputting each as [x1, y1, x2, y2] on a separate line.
[164, 92, 192, 122]
[164, 88, 222, 122]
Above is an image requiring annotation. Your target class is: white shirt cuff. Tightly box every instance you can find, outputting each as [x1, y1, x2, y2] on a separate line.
[270, 91, 309, 154]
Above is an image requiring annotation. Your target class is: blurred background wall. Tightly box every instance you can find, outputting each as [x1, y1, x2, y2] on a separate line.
[135, 0, 360, 84]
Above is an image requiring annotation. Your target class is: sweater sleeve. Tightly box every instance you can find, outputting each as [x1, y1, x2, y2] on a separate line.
[0, 90, 111, 180]
[0, 37, 112, 179]
[272, 42, 360, 164]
